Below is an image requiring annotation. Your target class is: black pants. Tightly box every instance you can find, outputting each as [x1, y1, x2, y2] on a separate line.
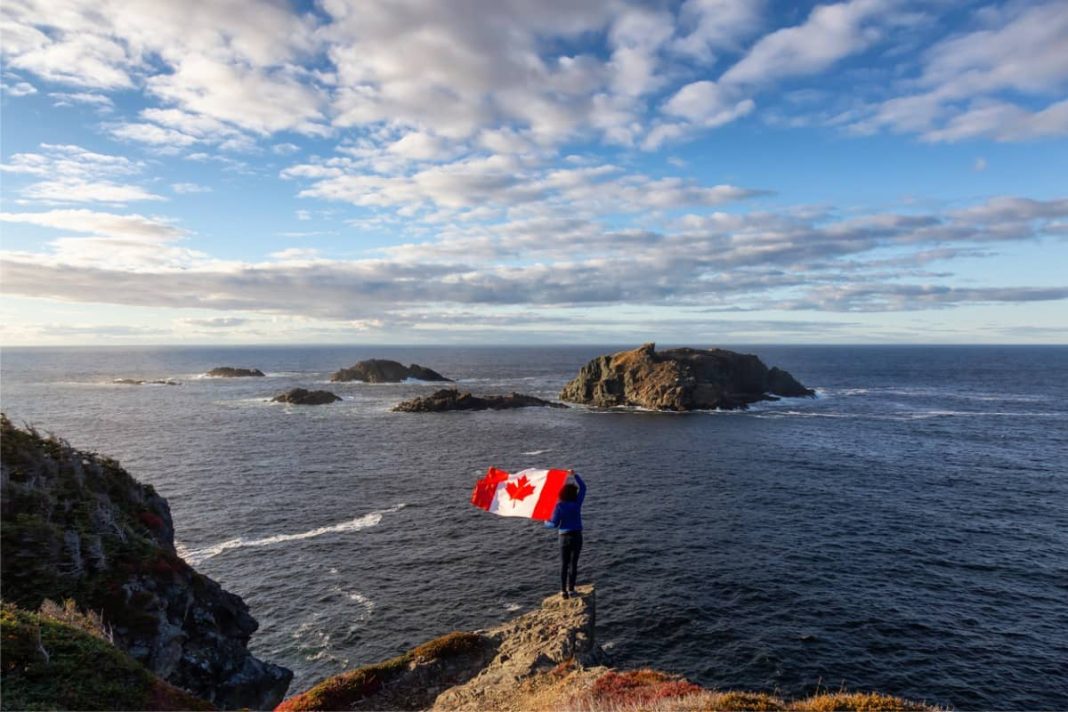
[560, 531, 583, 591]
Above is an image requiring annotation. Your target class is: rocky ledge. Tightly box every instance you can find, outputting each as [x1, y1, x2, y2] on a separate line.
[206, 367, 265, 378]
[393, 389, 567, 412]
[0, 415, 291, 709]
[277, 586, 929, 712]
[331, 359, 451, 383]
[271, 388, 342, 405]
[560, 343, 814, 411]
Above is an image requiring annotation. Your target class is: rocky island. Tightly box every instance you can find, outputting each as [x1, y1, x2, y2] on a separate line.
[114, 379, 182, 386]
[331, 359, 451, 383]
[206, 367, 265, 378]
[560, 343, 814, 411]
[393, 389, 567, 412]
[271, 388, 342, 405]
[0, 415, 291, 709]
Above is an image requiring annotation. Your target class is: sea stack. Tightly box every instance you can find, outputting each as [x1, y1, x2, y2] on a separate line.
[560, 343, 814, 411]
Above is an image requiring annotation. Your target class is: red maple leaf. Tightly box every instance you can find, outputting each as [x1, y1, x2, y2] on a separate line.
[505, 475, 536, 504]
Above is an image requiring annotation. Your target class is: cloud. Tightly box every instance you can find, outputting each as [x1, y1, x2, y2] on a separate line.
[2, 80, 37, 96]
[49, 91, 114, 110]
[171, 182, 211, 194]
[3, 196, 1065, 321]
[177, 317, 250, 328]
[0, 209, 183, 239]
[0, 144, 164, 204]
[854, 1, 1068, 141]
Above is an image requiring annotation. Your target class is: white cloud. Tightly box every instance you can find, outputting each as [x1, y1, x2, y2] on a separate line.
[49, 91, 114, 110]
[171, 182, 211, 194]
[2, 80, 37, 96]
[0, 144, 164, 204]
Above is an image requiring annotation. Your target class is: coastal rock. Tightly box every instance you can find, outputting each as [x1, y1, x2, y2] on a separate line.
[330, 359, 451, 383]
[0, 415, 292, 709]
[278, 585, 929, 712]
[560, 343, 814, 411]
[271, 388, 342, 405]
[206, 367, 265, 378]
[393, 389, 567, 412]
[114, 379, 181, 386]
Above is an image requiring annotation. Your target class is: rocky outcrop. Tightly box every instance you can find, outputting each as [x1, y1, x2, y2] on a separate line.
[0, 415, 292, 709]
[271, 388, 342, 405]
[393, 389, 567, 412]
[114, 379, 181, 386]
[331, 359, 451, 383]
[278, 585, 930, 712]
[560, 343, 814, 411]
[206, 367, 265, 378]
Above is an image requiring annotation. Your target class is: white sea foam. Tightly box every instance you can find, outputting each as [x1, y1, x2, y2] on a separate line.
[522, 449, 552, 456]
[181, 503, 406, 564]
[503, 602, 522, 612]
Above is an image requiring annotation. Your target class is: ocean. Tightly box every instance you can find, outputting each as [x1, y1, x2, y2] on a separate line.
[2, 344, 1066, 710]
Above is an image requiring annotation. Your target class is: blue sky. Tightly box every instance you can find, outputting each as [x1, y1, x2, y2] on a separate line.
[1, 0, 1066, 344]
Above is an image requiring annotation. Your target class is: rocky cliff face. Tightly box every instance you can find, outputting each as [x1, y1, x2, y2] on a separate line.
[560, 343, 814, 411]
[331, 359, 451, 383]
[0, 415, 292, 709]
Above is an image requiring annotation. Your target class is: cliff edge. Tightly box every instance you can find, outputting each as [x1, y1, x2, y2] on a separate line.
[278, 586, 930, 712]
[0, 415, 291, 709]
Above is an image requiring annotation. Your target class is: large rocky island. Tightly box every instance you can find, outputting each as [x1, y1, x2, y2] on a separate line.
[0, 415, 291, 709]
[393, 389, 567, 412]
[560, 343, 814, 411]
[331, 359, 451, 383]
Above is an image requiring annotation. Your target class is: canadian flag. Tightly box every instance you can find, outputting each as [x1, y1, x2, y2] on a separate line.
[471, 467, 569, 521]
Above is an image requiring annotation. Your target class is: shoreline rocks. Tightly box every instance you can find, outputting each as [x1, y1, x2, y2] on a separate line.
[206, 367, 265, 378]
[0, 415, 291, 709]
[560, 343, 814, 411]
[331, 359, 451, 383]
[393, 389, 567, 412]
[271, 388, 342, 405]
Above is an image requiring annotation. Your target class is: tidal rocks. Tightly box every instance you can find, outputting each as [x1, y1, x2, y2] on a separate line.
[114, 379, 181, 386]
[206, 367, 265, 378]
[331, 359, 451, 383]
[0, 415, 292, 709]
[393, 389, 567, 412]
[271, 388, 342, 405]
[560, 343, 814, 411]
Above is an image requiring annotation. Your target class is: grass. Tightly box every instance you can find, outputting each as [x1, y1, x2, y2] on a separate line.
[276, 631, 486, 711]
[1, 601, 212, 711]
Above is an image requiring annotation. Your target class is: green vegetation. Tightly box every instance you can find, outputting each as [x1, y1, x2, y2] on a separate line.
[1, 601, 212, 711]
[276, 631, 486, 711]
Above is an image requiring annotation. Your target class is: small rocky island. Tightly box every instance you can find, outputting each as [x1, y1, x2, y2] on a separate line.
[271, 388, 342, 405]
[393, 389, 567, 412]
[206, 367, 265, 378]
[560, 343, 814, 411]
[331, 359, 451, 383]
[114, 379, 181, 386]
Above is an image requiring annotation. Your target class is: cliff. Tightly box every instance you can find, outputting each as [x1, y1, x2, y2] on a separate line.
[0, 415, 291, 709]
[560, 343, 814, 411]
[277, 587, 930, 712]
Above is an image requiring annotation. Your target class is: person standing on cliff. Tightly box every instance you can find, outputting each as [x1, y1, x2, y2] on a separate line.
[545, 471, 586, 598]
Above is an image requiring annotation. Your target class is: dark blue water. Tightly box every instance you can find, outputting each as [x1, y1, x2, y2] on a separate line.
[2, 345, 1066, 710]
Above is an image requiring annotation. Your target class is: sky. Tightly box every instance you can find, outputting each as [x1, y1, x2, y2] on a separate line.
[1, 0, 1066, 345]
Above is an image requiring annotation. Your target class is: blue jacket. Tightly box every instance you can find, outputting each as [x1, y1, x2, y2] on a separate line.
[546, 474, 585, 533]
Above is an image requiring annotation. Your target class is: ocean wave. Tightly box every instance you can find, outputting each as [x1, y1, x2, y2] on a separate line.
[522, 449, 552, 456]
[179, 504, 406, 564]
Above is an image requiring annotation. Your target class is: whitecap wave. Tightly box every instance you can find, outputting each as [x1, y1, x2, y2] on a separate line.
[180, 503, 406, 564]
[522, 449, 552, 456]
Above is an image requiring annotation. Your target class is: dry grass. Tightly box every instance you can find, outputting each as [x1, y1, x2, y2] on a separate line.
[37, 598, 113, 643]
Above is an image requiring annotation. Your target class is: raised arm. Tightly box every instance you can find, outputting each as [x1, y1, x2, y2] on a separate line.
[545, 502, 561, 528]
[575, 473, 586, 505]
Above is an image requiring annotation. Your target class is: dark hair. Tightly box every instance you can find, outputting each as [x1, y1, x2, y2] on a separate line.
[559, 483, 579, 502]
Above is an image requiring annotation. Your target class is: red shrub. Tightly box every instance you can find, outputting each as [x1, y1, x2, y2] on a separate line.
[139, 511, 164, 530]
[591, 669, 703, 706]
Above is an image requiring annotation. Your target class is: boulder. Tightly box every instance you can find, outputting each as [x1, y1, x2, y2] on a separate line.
[331, 359, 451, 383]
[559, 343, 814, 411]
[206, 367, 265, 378]
[271, 388, 342, 405]
[393, 389, 567, 412]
